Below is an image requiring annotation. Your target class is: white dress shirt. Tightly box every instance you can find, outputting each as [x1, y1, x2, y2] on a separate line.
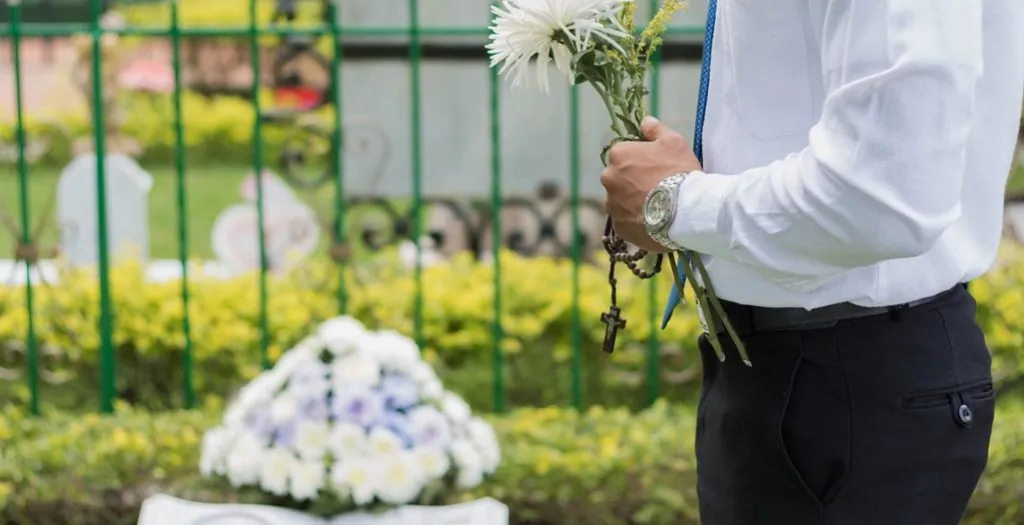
[668, 0, 1024, 309]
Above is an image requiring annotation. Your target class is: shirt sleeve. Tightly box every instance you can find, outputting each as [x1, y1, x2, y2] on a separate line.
[668, 0, 984, 289]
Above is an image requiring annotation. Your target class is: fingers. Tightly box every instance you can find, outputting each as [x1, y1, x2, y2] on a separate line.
[600, 166, 616, 192]
[605, 140, 643, 168]
[640, 116, 662, 141]
[640, 116, 688, 150]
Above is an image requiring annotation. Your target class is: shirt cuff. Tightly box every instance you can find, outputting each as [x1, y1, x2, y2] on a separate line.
[667, 171, 739, 257]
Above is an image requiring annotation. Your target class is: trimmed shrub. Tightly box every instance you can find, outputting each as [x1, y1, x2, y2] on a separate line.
[2, 248, 1023, 414]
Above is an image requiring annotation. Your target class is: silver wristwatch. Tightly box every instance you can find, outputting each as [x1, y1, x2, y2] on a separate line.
[643, 172, 688, 251]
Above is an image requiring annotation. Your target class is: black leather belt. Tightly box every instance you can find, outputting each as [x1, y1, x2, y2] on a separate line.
[705, 284, 965, 337]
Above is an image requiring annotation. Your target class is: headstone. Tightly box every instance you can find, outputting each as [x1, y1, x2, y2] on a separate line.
[56, 153, 153, 266]
[211, 170, 320, 274]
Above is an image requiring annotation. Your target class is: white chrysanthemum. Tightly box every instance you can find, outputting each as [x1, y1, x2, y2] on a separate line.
[366, 330, 421, 373]
[270, 391, 300, 425]
[376, 451, 425, 505]
[222, 402, 250, 428]
[234, 344, 316, 412]
[451, 439, 485, 489]
[441, 392, 472, 424]
[487, 0, 632, 91]
[412, 446, 451, 480]
[467, 417, 502, 473]
[367, 427, 405, 459]
[226, 432, 266, 487]
[274, 340, 319, 376]
[329, 421, 369, 459]
[198, 426, 235, 476]
[259, 447, 295, 496]
[420, 377, 444, 402]
[318, 316, 370, 355]
[227, 367, 285, 423]
[290, 460, 326, 501]
[407, 361, 444, 401]
[409, 360, 438, 385]
[286, 360, 331, 400]
[331, 350, 382, 388]
[331, 458, 378, 506]
[292, 420, 331, 461]
[407, 405, 453, 450]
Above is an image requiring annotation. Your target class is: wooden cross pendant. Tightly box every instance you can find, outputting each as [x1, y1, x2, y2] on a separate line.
[601, 306, 627, 354]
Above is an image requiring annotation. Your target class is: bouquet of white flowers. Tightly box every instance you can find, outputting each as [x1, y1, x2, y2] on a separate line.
[198, 316, 501, 516]
[487, 0, 747, 364]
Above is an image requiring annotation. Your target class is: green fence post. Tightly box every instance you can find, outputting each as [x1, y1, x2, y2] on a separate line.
[249, 0, 271, 370]
[170, 0, 194, 409]
[408, 0, 424, 348]
[488, 2, 505, 414]
[327, 0, 348, 314]
[9, 0, 40, 416]
[90, 0, 116, 414]
[569, 86, 583, 410]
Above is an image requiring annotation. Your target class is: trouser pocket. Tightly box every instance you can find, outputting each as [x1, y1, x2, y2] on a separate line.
[901, 379, 995, 429]
[778, 330, 851, 506]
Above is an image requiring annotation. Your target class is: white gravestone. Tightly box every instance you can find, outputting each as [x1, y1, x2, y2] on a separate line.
[56, 153, 153, 266]
[211, 170, 320, 275]
[138, 493, 510, 525]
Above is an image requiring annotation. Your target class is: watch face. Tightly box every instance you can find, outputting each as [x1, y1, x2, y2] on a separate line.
[644, 188, 671, 226]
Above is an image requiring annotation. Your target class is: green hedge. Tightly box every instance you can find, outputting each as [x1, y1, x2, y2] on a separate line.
[0, 251, 706, 414]
[2, 248, 1024, 414]
[2, 400, 1023, 525]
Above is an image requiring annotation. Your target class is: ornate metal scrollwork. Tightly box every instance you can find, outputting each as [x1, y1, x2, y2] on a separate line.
[271, 116, 391, 193]
[340, 190, 609, 263]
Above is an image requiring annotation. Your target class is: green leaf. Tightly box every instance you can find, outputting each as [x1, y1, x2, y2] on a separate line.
[571, 48, 594, 69]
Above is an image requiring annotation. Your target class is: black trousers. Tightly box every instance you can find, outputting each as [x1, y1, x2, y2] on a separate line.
[695, 285, 995, 525]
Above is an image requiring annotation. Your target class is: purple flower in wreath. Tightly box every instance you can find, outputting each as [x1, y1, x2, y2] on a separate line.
[378, 373, 420, 410]
[301, 396, 330, 422]
[245, 410, 274, 440]
[273, 420, 297, 448]
[332, 385, 385, 427]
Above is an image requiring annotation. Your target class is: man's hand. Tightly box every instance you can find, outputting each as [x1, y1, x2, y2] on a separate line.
[600, 116, 702, 253]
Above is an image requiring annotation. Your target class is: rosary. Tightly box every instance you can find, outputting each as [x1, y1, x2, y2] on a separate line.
[599, 216, 664, 353]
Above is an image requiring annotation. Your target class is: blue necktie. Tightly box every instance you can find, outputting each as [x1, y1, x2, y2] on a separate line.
[660, 0, 717, 329]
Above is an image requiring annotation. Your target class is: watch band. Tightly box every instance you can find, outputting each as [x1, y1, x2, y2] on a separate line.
[645, 173, 688, 251]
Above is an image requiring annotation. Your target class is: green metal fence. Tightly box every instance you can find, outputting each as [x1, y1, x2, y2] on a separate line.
[1, 0, 705, 416]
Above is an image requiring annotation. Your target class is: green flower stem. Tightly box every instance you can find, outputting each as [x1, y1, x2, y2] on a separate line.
[672, 251, 725, 362]
[690, 251, 750, 366]
[665, 251, 688, 305]
[594, 84, 630, 139]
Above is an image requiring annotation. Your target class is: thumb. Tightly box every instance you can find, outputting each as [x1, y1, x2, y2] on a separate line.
[640, 116, 665, 141]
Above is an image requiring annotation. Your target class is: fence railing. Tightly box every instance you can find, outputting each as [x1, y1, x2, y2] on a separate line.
[0, 0, 707, 416]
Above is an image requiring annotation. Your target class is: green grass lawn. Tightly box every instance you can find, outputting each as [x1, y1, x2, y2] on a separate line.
[0, 162, 340, 260]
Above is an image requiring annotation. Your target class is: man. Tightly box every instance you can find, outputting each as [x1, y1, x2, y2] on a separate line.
[600, 1, 1024, 524]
